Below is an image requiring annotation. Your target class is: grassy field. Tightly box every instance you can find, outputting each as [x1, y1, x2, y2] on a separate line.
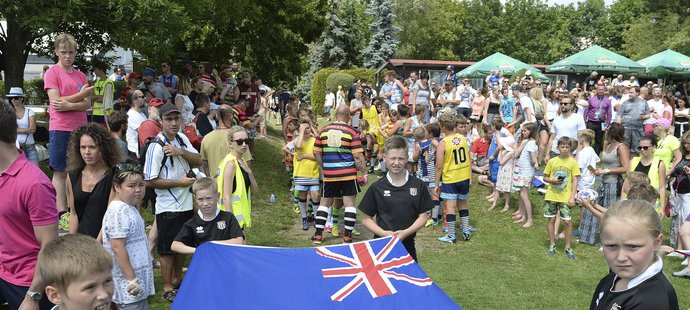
[39, 120, 689, 309]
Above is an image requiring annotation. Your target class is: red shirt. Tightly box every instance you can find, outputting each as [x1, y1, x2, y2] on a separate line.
[138, 120, 162, 146]
[470, 137, 490, 158]
[237, 83, 260, 116]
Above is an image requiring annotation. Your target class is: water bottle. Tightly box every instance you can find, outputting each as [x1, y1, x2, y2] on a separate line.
[269, 193, 276, 204]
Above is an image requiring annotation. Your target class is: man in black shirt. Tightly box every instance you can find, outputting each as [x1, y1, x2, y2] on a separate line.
[358, 136, 432, 261]
[172, 178, 244, 254]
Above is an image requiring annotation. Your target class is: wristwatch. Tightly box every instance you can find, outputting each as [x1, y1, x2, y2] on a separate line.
[26, 290, 42, 302]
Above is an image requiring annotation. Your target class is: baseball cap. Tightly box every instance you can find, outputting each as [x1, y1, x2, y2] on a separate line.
[128, 72, 141, 80]
[142, 67, 156, 77]
[158, 102, 180, 116]
[149, 97, 165, 107]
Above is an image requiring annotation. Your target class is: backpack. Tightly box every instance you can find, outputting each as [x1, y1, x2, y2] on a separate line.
[183, 113, 202, 150]
[528, 96, 545, 120]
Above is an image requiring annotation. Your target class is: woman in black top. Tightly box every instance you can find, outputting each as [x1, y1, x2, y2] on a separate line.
[591, 200, 678, 310]
[66, 123, 121, 238]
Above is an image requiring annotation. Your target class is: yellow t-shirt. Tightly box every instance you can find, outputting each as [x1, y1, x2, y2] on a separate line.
[293, 136, 319, 179]
[654, 135, 680, 171]
[362, 105, 380, 129]
[543, 155, 581, 203]
[441, 133, 470, 183]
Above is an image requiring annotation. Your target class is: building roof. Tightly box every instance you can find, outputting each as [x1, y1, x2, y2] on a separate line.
[388, 58, 547, 70]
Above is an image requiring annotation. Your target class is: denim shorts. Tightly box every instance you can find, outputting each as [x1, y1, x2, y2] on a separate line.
[49, 130, 71, 171]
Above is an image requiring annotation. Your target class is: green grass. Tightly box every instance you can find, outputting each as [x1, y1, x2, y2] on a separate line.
[57, 119, 689, 309]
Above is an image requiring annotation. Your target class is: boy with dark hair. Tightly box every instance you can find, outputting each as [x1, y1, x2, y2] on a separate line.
[543, 136, 581, 259]
[359, 136, 432, 261]
[107, 111, 130, 161]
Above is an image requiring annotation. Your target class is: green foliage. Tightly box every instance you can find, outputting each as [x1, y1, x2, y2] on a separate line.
[341, 67, 376, 87]
[395, 0, 464, 60]
[325, 72, 356, 99]
[23, 80, 47, 105]
[309, 67, 339, 114]
[362, 0, 401, 68]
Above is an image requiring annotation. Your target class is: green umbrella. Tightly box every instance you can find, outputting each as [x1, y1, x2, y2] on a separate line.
[637, 49, 690, 77]
[456, 52, 547, 81]
[546, 45, 644, 74]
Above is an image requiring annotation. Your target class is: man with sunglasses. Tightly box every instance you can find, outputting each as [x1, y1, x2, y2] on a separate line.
[139, 67, 172, 104]
[617, 86, 650, 155]
[456, 79, 475, 118]
[143, 103, 202, 301]
[545, 95, 586, 163]
[159, 60, 179, 97]
[126, 90, 147, 158]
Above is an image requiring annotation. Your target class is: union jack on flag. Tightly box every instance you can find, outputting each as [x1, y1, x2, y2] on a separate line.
[316, 236, 433, 301]
[172, 236, 461, 309]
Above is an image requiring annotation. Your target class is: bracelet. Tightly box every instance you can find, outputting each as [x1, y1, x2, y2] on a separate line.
[604, 168, 610, 174]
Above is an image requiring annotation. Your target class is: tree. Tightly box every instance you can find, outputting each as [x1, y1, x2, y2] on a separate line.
[361, 0, 401, 68]
[453, 0, 503, 62]
[394, 0, 465, 60]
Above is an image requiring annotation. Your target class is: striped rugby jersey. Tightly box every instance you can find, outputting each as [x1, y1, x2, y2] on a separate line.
[313, 122, 363, 182]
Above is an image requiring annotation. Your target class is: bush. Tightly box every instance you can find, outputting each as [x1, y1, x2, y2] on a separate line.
[310, 68, 338, 115]
[326, 72, 356, 98]
[24, 79, 48, 105]
[309, 67, 377, 114]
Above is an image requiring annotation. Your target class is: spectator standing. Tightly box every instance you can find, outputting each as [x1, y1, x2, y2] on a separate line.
[9, 87, 39, 163]
[617, 86, 650, 156]
[139, 67, 172, 104]
[159, 60, 179, 97]
[44, 33, 94, 214]
[545, 95, 585, 163]
[200, 106, 253, 180]
[91, 60, 115, 126]
[585, 85, 612, 155]
[125, 90, 147, 158]
[0, 101, 57, 309]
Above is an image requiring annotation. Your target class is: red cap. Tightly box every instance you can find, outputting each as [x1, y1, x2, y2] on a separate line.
[149, 97, 165, 107]
[129, 72, 141, 80]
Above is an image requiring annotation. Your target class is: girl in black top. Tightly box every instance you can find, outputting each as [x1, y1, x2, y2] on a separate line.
[591, 200, 678, 310]
[66, 123, 121, 238]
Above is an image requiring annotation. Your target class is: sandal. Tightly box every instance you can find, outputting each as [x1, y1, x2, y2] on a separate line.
[162, 289, 177, 302]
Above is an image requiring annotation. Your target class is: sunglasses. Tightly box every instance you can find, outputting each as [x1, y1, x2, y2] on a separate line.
[561, 102, 572, 106]
[133, 95, 145, 99]
[115, 162, 143, 175]
[637, 146, 651, 151]
[234, 138, 250, 145]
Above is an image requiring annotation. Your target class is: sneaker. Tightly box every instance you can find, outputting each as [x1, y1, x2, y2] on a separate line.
[572, 229, 581, 237]
[324, 226, 333, 233]
[438, 234, 456, 243]
[468, 226, 477, 233]
[565, 248, 576, 260]
[311, 234, 323, 244]
[307, 216, 315, 223]
[293, 206, 300, 214]
[683, 258, 689, 266]
[342, 235, 353, 243]
[352, 228, 361, 236]
[462, 231, 471, 241]
[672, 267, 690, 277]
[302, 219, 309, 231]
[431, 219, 440, 227]
[547, 245, 557, 255]
[331, 228, 339, 237]
[425, 219, 434, 227]
[368, 167, 375, 174]
[442, 226, 448, 233]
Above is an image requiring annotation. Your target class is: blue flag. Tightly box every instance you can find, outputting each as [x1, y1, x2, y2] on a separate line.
[172, 236, 461, 309]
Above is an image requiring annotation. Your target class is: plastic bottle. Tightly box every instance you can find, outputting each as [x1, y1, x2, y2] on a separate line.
[269, 193, 276, 204]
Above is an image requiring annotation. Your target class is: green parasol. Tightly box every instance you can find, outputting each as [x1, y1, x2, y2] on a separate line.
[546, 45, 644, 74]
[455, 52, 548, 81]
[637, 49, 690, 77]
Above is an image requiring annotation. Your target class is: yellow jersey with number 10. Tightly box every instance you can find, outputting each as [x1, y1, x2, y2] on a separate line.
[442, 133, 470, 183]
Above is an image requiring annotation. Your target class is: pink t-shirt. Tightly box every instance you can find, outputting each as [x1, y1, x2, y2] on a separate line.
[0, 151, 57, 286]
[43, 64, 88, 131]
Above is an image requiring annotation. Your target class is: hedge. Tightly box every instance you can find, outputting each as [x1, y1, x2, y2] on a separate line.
[326, 72, 355, 99]
[1, 79, 127, 106]
[309, 67, 376, 115]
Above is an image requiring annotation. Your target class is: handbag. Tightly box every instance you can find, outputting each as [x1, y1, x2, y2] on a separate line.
[183, 113, 202, 150]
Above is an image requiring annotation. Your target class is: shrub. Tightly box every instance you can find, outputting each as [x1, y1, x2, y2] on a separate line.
[310, 68, 338, 115]
[310, 67, 377, 114]
[326, 72, 356, 98]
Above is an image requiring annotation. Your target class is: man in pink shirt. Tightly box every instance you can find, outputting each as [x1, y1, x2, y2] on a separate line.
[0, 101, 58, 309]
[43, 33, 94, 214]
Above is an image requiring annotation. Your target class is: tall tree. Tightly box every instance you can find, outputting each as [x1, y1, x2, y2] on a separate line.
[394, 0, 465, 60]
[361, 0, 401, 68]
[453, 0, 503, 62]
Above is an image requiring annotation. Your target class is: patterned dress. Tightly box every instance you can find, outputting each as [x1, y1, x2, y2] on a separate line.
[495, 149, 514, 193]
[579, 143, 622, 245]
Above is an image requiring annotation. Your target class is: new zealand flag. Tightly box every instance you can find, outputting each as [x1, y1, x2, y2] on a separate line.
[172, 236, 461, 309]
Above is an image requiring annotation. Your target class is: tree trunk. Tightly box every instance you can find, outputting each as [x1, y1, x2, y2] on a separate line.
[3, 14, 34, 90]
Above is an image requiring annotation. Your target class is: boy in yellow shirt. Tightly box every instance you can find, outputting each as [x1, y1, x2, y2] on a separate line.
[543, 137, 581, 259]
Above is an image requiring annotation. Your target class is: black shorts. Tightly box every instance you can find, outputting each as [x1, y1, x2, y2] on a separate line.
[322, 180, 360, 198]
[156, 210, 194, 255]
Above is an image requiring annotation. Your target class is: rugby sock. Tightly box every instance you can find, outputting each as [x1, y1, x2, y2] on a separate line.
[308, 200, 318, 220]
[332, 207, 341, 231]
[292, 189, 299, 210]
[343, 206, 357, 236]
[298, 198, 308, 219]
[431, 200, 440, 220]
[446, 214, 457, 238]
[314, 206, 329, 235]
[459, 209, 470, 233]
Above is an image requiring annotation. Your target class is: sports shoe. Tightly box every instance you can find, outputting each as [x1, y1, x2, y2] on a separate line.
[437, 234, 456, 243]
[311, 234, 323, 244]
[293, 206, 300, 214]
[431, 219, 440, 227]
[331, 228, 339, 237]
[425, 219, 434, 227]
[342, 235, 353, 243]
[565, 248, 576, 260]
[307, 216, 315, 223]
[352, 228, 361, 236]
[462, 231, 471, 241]
[468, 226, 477, 233]
[302, 219, 309, 231]
[572, 229, 581, 237]
[547, 245, 557, 255]
[324, 226, 332, 233]
[682, 258, 689, 266]
[368, 167, 375, 174]
[672, 267, 690, 277]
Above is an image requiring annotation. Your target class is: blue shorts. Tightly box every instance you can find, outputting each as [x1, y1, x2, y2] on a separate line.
[49, 130, 71, 171]
[296, 184, 320, 192]
[440, 180, 470, 200]
[489, 163, 500, 183]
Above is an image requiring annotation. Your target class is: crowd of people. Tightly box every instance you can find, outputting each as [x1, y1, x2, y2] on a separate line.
[0, 31, 688, 310]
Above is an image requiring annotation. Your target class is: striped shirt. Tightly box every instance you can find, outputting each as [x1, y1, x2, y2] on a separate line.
[416, 139, 436, 183]
[313, 122, 363, 182]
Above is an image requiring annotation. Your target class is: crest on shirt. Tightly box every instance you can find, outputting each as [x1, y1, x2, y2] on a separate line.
[196, 226, 205, 234]
[409, 188, 417, 196]
[610, 303, 621, 310]
[217, 221, 226, 230]
[383, 190, 391, 197]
